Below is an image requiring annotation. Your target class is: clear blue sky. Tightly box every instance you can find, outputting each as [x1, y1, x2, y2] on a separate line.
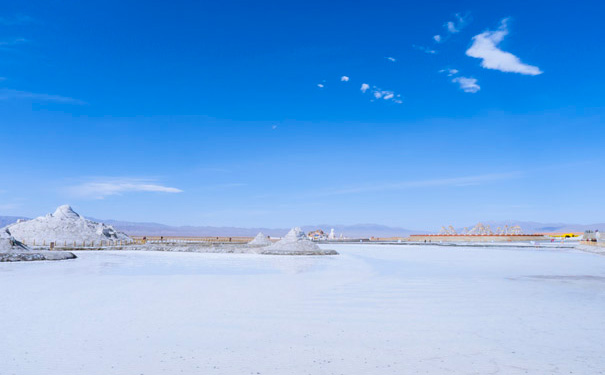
[0, 0, 603, 230]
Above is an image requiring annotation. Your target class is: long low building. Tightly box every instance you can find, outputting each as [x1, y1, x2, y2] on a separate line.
[409, 234, 547, 242]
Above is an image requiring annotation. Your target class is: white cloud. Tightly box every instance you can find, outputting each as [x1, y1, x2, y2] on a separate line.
[446, 21, 458, 33]
[466, 18, 542, 75]
[320, 172, 521, 196]
[340, 76, 349, 82]
[433, 35, 442, 43]
[67, 179, 183, 199]
[0, 89, 86, 104]
[452, 76, 480, 93]
[439, 68, 459, 76]
[445, 12, 470, 34]
[385, 56, 396, 62]
[317, 83, 324, 88]
[362, 85, 402, 104]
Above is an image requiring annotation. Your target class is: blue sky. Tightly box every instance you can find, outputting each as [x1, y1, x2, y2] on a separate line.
[0, 0, 603, 230]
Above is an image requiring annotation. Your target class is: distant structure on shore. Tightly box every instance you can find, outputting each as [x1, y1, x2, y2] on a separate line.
[307, 228, 345, 241]
[439, 222, 523, 236]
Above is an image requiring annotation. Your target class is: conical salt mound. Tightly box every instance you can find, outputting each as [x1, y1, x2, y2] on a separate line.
[4, 205, 130, 244]
[260, 227, 338, 255]
[248, 232, 272, 247]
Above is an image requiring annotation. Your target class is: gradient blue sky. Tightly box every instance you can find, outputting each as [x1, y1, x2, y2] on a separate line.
[0, 0, 603, 230]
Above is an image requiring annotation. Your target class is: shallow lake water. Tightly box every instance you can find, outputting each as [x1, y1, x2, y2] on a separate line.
[2, 244, 605, 374]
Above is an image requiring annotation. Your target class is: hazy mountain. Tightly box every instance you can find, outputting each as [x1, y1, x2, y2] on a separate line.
[2, 214, 602, 238]
[0, 216, 28, 228]
[465, 221, 605, 234]
[93, 220, 418, 238]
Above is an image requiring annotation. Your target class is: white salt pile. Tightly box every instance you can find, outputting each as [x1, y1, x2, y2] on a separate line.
[4, 205, 130, 245]
[0, 228, 28, 252]
[247, 232, 273, 247]
[260, 227, 338, 255]
[0, 228, 76, 262]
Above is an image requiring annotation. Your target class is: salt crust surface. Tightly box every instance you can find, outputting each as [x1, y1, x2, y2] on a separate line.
[1, 245, 605, 374]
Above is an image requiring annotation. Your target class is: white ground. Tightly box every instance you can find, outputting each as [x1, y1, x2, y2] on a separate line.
[1, 244, 605, 375]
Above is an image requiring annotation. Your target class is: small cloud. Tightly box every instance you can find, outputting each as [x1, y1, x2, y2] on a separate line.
[385, 56, 396, 62]
[433, 35, 442, 43]
[67, 178, 183, 199]
[340, 76, 350, 82]
[413, 45, 437, 54]
[444, 12, 471, 34]
[466, 18, 542, 75]
[317, 83, 324, 88]
[362, 85, 403, 104]
[452, 76, 480, 93]
[272, 125, 278, 130]
[0, 89, 86, 104]
[439, 68, 459, 76]
[446, 21, 458, 33]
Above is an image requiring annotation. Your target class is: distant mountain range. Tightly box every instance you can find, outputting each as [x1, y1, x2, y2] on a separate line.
[91, 220, 419, 238]
[1, 215, 603, 238]
[479, 221, 605, 234]
[0, 215, 417, 238]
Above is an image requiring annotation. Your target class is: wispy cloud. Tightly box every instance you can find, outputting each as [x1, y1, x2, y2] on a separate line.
[319, 172, 522, 196]
[439, 68, 459, 76]
[466, 18, 542, 75]
[385, 56, 396, 62]
[439, 68, 479, 93]
[67, 178, 183, 199]
[0, 15, 34, 25]
[361, 84, 403, 104]
[0, 203, 21, 211]
[0, 89, 86, 104]
[413, 45, 437, 54]
[452, 76, 480, 93]
[445, 13, 470, 34]
[433, 12, 471, 45]
[0, 37, 28, 47]
[340, 76, 349, 82]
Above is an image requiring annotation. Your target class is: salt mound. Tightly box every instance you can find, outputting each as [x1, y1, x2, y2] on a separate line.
[260, 227, 338, 255]
[248, 232, 273, 247]
[0, 228, 76, 262]
[0, 228, 28, 252]
[4, 205, 130, 244]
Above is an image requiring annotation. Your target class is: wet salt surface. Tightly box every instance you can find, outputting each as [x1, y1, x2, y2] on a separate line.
[1, 245, 605, 375]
